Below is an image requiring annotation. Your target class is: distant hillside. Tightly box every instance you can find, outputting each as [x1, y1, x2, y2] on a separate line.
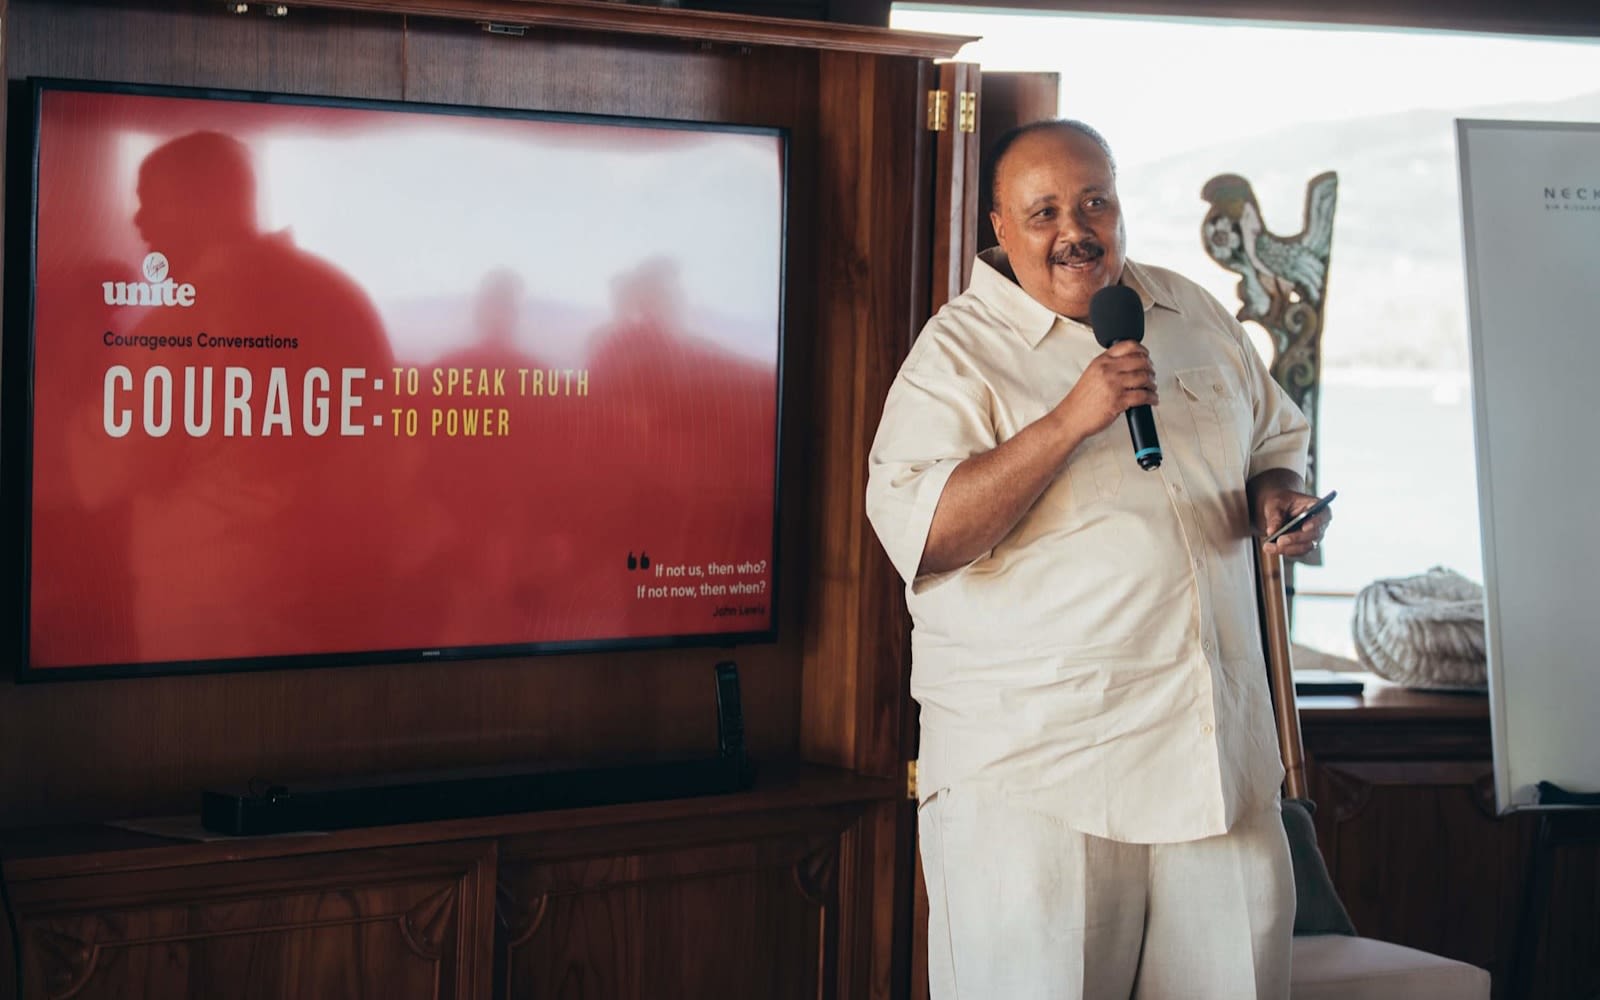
[1121, 90, 1600, 369]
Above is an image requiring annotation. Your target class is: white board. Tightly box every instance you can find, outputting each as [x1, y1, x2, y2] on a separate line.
[1458, 119, 1600, 813]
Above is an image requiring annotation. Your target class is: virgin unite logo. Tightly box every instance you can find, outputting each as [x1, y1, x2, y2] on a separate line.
[103, 252, 197, 307]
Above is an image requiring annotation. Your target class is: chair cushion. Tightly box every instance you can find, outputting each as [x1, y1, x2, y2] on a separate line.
[1282, 798, 1356, 936]
[1291, 935, 1492, 1000]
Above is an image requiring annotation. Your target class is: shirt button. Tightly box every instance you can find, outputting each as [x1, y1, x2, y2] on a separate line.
[1171, 483, 1183, 493]
[1202, 723, 1215, 735]
[1202, 639, 1213, 651]
[1213, 383, 1225, 393]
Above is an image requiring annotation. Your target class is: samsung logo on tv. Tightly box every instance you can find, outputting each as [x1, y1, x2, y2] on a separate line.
[102, 252, 197, 307]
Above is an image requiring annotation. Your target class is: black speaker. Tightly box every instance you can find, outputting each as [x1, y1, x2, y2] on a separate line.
[199, 663, 758, 836]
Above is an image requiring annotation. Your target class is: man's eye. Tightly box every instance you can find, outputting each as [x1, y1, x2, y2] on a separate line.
[1086, 197, 1107, 209]
[1033, 208, 1055, 221]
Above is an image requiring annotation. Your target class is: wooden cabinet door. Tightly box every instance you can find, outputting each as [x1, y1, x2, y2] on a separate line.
[12, 841, 494, 1000]
[929, 61, 982, 313]
[495, 811, 858, 1000]
[1310, 760, 1521, 981]
[930, 66, 1063, 311]
[975, 71, 1062, 255]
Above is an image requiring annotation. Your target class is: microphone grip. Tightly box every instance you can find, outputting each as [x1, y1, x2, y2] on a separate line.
[1125, 404, 1162, 470]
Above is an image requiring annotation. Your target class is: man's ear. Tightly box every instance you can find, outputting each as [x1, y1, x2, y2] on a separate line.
[990, 210, 1007, 249]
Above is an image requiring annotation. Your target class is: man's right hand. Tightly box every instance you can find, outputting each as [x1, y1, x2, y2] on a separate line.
[1055, 340, 1158, 438]
[914, 341, 1157, 577]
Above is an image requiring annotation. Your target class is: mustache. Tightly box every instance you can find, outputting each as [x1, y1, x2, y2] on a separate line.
[1048, 241, 1105, 266]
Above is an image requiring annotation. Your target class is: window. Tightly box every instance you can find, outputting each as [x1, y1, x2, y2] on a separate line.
[893, 6, 1600, 658]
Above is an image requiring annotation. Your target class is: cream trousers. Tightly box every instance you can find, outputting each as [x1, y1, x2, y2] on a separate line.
[920, 783, 1294, 1000]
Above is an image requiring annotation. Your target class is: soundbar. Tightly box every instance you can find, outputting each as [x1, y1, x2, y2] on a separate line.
[202, 755, 755, 836]
[204, 661, 754, 836]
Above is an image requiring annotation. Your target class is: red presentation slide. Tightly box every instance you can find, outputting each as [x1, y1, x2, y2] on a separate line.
[24, 83, 782, 673]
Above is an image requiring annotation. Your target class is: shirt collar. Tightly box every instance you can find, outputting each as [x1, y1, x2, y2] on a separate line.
[971, 249, 1183, 350]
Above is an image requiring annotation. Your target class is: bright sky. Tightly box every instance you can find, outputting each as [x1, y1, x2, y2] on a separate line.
[892, 5, 1600, 166]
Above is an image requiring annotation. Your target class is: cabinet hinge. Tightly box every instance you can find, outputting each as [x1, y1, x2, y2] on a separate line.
[958, 91, 977, 134]
[905, 760, 919, 800]
[926, 90, 949, 132]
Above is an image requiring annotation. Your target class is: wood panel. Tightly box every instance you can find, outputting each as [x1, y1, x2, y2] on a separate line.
[489, 794, 874, 999]
[975, 71, 1059, 255]
[1516, 812, 1600, 1000]
[498, 823, 843, 999]
[799, 49, 930, 778]
[287, 0, 968, 57]
[796, 61, 933, 997]
[1308, 757, 1600, 1000]
[401, 17, 814, 121]
[1301, 685, 1600, 1000]
[8, 840, 495, 1000]
[1309, 760, 1525, 989]
[845, 798, 909, 1000]
[8, 1, 404, 98]
[929, 61, 980, 312]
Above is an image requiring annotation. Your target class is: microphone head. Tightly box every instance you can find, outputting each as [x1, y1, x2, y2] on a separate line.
[1089, 284, 1144, 348]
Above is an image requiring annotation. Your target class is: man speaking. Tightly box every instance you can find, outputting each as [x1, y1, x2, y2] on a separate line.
[866, 120, 1331, 998]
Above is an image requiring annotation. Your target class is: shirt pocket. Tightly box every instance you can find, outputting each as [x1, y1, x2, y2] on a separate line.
[1048, 427, 1123, 513]
[1015, 395, 1123, 517]
[1174, 365, 1246, 476]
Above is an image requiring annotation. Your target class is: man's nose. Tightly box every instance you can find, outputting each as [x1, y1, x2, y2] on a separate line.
[1056, 208, 1092, 242]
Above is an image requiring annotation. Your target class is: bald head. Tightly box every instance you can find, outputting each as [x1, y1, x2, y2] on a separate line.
[134, 131, 259, 272]
[987, 121, 1127, 321]
[988, 120, 1116, 214]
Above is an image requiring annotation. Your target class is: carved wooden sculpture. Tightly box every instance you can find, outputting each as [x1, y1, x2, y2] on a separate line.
[1201, 171, 1338, 497]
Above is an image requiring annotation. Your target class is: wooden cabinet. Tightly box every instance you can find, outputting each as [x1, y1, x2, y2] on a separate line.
[3, 769, 898, 1000]
[11, 841, 494, 1000]
[1300, 681, 1600, 1000]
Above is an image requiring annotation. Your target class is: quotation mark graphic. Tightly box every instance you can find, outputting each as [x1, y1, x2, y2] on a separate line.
[627, 551, 651, 570]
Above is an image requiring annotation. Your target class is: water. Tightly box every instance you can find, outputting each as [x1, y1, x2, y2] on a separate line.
[1290, 370, 1482, 658]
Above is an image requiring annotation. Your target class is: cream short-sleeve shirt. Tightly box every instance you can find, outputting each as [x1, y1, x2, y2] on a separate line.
[866, 251, 1309, 844]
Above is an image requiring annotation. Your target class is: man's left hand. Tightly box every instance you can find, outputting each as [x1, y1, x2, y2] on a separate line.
[1256, 486, 1332, 559]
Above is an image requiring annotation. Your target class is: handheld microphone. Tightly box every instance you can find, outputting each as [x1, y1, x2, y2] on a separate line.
[1089, 284, 1162, 471]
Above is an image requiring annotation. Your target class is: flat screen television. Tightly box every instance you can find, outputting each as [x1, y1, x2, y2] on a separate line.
[5, 78, 785, 680]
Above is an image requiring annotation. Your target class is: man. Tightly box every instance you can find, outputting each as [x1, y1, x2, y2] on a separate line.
[865, 120, 1331, 999]
[125, 131, 399, 657]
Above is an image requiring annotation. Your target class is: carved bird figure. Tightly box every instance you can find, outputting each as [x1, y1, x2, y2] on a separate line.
[1200, 170, 1339, 512]
[1201, 171, 1338, 323]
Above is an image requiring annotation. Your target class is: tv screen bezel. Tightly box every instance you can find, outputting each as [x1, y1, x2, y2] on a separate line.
[5, 76, 789, 683]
